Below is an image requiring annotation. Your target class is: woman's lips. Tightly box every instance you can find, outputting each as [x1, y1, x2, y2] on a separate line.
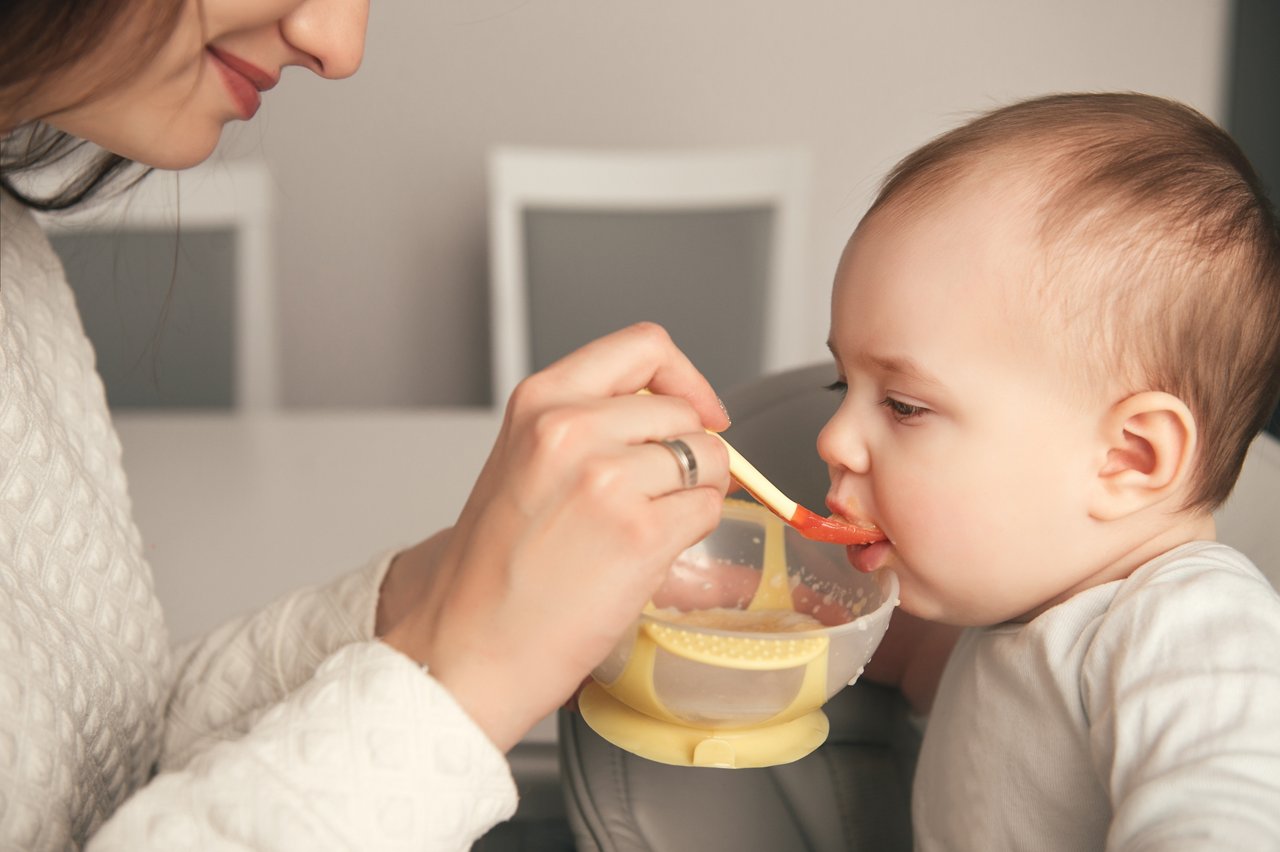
[207, 47, 277, 120]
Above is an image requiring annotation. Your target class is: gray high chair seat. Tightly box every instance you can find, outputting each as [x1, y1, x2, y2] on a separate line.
[557, 364, 1280, 852]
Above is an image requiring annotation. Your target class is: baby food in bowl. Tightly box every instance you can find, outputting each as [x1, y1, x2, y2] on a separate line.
[579, 499, 898, 768]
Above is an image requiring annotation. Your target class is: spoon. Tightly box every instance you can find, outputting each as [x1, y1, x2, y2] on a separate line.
[712, 432, 885, 546]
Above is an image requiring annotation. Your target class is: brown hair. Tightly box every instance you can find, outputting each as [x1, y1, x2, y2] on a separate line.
[0, 0, 187, 210]
[867, 93, 1280, 510]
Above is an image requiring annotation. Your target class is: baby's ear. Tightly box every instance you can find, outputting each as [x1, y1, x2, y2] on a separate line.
[1089, 391, 1197, 521]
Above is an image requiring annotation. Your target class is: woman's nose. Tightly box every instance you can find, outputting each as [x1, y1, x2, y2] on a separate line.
[817, 408, 871, 476]
[281, 0, 370, 79]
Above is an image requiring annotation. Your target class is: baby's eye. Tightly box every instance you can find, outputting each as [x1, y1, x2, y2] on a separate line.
[823, 379, 848, 399]
[880, 396, 927, 421]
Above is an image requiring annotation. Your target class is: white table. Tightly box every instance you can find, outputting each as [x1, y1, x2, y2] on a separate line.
[115, 409, 560, 742]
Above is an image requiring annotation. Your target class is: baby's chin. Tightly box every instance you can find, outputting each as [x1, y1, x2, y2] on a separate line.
[891, 581, 1004, 628]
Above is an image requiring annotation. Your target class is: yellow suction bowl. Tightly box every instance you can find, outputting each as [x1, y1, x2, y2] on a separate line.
[580, 499, 898, 769]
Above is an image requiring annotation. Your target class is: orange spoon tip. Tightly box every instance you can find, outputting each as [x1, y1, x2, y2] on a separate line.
[791, 506, 886, 546]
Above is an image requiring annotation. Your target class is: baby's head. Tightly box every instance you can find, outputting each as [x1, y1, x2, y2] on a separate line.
[821, 93, 1280, 624]
[872, 93, 1280, 509]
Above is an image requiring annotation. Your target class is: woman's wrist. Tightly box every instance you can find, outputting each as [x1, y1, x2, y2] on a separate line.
[375, 528, 451, 638]
[380, 610, 537, 752]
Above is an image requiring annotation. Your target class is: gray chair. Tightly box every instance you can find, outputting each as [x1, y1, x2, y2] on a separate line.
[486, 147, 812, 407]
[559, 363, 919, 852]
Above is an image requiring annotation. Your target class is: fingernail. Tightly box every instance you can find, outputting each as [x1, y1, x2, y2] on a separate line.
[718, 396, 732, 427]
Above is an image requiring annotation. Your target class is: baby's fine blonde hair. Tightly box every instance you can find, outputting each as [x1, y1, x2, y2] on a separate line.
[867, 92, 1280, 511]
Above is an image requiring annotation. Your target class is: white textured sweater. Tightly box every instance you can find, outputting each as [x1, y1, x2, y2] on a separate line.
[0, 191, 516, 851]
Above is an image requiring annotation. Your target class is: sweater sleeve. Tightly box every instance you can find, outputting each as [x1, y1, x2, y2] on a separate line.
[1083, 551, 1280, 850]
[88, 641, 518, 851]
[158, 552, 395, 769]
[92, 553, 517, 849]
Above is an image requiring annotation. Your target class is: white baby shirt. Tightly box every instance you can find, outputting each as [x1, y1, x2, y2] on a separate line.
[0, 190, 517, 850]
[913, 541, 1280, 850]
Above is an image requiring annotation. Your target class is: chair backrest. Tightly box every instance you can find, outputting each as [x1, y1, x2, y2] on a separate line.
[487, 147, 810, 406]
[39, 161, 276, 410]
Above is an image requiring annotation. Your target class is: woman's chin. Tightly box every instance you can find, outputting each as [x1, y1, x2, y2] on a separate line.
[107, 122, 223, 171]
[133, 137, 220, 171]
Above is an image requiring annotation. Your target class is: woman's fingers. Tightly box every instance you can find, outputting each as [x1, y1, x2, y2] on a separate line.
[480, 394, 727, 518]
[516, 323, 730, 431]
[542, 430, 727, 506]
[639, 432, 728, 497]
[387, 326, 740, 750]
[528, 392, 709, 454]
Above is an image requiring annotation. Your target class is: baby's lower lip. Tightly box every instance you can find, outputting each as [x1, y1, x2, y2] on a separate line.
[847, 540, 892, 573]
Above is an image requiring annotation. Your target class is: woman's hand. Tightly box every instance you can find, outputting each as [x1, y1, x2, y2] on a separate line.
[381, 323, 731, 751]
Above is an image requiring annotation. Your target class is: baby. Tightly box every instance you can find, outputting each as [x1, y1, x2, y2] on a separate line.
[821, 93, 1280, 848]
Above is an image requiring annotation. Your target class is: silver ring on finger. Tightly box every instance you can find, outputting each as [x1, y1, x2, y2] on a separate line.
[656, 438, 699, 489]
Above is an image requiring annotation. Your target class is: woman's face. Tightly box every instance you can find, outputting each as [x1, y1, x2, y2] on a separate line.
[38, 0, 370, 170]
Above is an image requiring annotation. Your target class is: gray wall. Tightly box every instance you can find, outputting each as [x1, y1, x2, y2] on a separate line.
[1226, 0, 1280, 437]
[1229, 0, 1280, 200]
[212, 0, 1230, 407]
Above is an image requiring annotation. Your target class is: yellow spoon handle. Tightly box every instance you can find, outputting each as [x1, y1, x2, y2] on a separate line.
[712, 432, 799, 521]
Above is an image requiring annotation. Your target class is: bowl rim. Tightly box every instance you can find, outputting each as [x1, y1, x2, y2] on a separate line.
[641, 568, 899, 641]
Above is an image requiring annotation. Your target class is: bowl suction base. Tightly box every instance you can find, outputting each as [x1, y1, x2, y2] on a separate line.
[578, 682, 829, 769]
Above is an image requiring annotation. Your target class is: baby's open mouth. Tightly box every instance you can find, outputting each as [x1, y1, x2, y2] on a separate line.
[825, 508, 890, 572]
[846, 538, 892, 573]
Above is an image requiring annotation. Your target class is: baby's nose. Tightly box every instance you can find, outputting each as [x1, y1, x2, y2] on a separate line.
[818, 413, 870, 476]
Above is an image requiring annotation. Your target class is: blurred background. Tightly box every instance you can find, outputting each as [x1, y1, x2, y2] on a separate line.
[53, 0, 1279, 411]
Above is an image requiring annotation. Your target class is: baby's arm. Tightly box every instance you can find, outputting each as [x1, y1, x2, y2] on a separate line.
[862, 610, 961, 716]
[1085, 556, 1280, 848]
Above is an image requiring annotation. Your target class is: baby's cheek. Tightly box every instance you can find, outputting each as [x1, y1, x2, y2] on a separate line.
[886, 473, 969, 541]
[890, 489, 1001, 585]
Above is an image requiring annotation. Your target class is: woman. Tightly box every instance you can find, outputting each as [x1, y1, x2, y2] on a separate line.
[0, 0, 730, 848]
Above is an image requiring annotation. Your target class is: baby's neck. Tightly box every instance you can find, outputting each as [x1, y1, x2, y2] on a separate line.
[1108, 509, 1217, 578]
[1020, 510, 1217, 622]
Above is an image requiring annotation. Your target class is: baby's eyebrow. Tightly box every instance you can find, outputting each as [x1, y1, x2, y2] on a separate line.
[827, 340, 944, 388]
[864, 354, 943, 387]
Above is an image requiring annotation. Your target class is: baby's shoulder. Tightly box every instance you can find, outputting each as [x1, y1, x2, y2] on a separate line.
[1115, 541, 1277, 612]
[1087, 541, 1280, 678]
